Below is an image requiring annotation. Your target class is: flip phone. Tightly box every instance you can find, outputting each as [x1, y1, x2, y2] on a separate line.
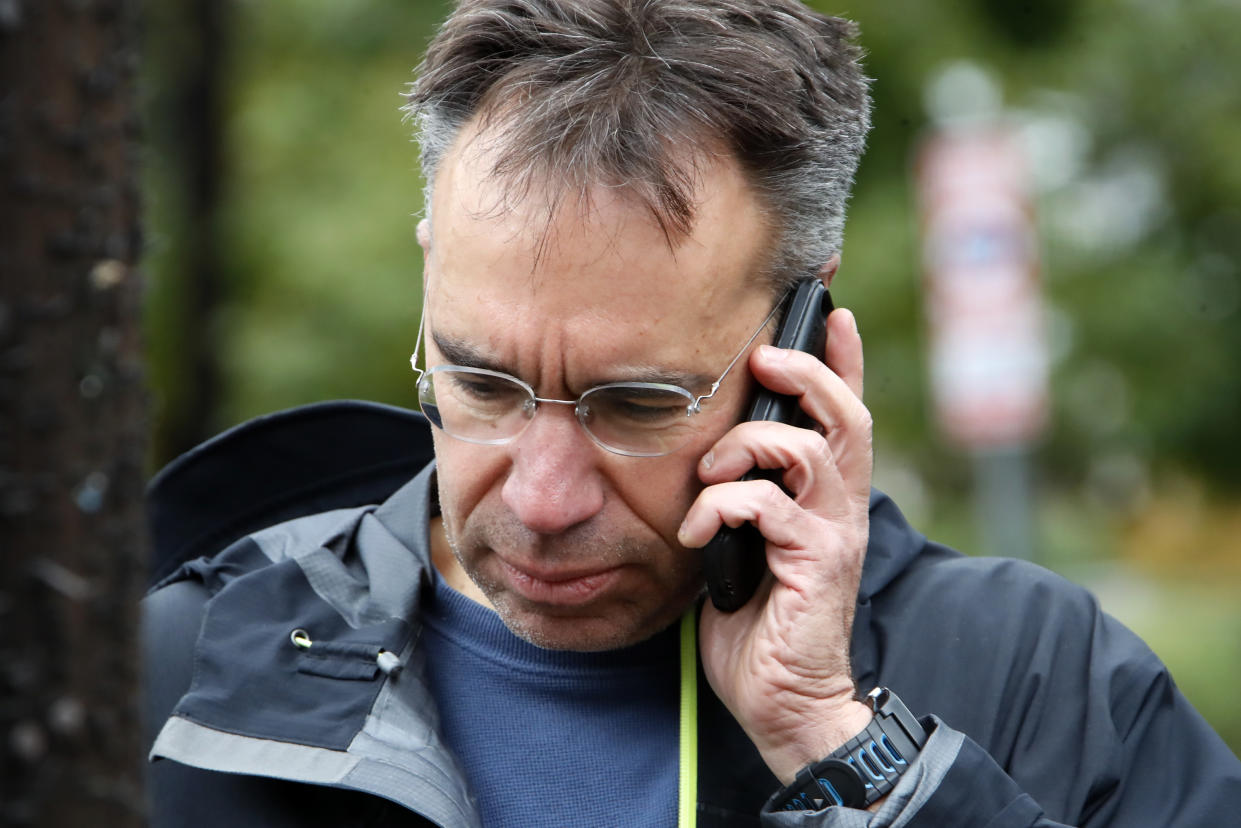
[702, 278, 834, 612]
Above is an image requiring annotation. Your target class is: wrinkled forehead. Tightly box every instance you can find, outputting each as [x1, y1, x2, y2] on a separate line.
[432, 131, 664, 246]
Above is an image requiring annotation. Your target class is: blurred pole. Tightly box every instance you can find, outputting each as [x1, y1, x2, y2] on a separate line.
[973, 446, 1035, 561]
[917, 121, 1049, 561]
[143, 0, 229, 467]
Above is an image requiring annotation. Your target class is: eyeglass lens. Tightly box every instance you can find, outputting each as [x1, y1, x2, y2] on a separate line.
[417, 368, 698, 456]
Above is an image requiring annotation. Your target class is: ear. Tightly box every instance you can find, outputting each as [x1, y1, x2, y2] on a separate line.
[818, 254, 841, 288]
[416, 218, 432, 258]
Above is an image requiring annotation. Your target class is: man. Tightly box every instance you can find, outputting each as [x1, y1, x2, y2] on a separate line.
[143, 1, 1241, 826]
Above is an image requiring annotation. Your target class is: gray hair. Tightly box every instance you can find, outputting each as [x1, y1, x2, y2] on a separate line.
[405, 0, 871, 292]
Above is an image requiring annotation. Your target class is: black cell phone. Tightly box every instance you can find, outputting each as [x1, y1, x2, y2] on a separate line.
[702, 278, 834, 612]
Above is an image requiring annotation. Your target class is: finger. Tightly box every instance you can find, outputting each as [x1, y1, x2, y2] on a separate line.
[824, 308, 863, 401]
[697, 420, 844, 505]
[747, 345, 868, 437]
[743, 346, 873, 496]
[679, 478, 864, 583]
[678, 477, 805, 550]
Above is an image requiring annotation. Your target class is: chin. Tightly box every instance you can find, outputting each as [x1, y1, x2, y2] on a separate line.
[492, 594, 695, 652]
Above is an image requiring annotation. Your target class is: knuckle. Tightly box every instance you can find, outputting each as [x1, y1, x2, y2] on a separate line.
[783, 348, 819, 376]
[757, 478, 786, 505]
[856, 404, 874, 431]
[807, 432, 833, 467]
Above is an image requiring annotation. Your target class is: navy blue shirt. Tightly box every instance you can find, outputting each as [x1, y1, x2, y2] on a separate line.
[422, 576, 682, 827]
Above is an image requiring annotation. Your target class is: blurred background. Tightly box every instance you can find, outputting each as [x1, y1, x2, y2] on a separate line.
[140, 0, 1241, 751]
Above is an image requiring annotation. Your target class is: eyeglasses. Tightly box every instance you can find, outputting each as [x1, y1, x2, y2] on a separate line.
[408, 291, 786, 457]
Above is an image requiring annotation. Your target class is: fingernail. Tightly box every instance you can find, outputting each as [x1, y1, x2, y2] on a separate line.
[700, 450, 714, 470]
[849, 310, 859, 335]
[759, 344, 787, 361]
[677, 520, 690, 543]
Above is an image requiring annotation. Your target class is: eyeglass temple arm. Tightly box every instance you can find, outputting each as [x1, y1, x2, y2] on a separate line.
[688, 293, 789, 414]
[410, 279, 429, 378]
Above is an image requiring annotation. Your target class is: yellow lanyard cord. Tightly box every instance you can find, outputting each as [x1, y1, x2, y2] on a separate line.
[678, 609, 698, 828]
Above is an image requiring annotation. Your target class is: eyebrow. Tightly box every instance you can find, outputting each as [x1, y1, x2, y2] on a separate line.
[430, 332, 509, 374]
[429, 330, 716, 391]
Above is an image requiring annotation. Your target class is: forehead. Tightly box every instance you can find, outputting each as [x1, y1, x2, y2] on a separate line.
[424, 123, 775, 372]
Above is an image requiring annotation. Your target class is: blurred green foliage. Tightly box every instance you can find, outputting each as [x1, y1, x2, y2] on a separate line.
[141, 0, 1241, 752]
[144, 0, 452, 445]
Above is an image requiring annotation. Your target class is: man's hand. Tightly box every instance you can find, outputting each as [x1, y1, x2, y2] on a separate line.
[678, 307, 874, 784]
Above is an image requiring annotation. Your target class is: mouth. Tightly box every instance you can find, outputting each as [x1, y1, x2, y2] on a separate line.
[495, 557, 624, 606]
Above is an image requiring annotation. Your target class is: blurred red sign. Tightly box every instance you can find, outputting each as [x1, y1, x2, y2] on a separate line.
[917, 125, 1049, 448]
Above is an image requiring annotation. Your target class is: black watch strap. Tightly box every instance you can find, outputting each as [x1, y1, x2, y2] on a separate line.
[773, 687, 928, 812]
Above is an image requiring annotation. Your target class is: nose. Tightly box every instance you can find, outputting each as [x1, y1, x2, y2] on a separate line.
[501, 402, 605, 535]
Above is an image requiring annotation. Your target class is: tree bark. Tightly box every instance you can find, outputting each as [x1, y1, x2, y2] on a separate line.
[0, 0, 147, 824]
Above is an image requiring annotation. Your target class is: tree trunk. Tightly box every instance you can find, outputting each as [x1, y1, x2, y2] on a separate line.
[0, 0, 147, 824]
[143, 0, 227, 468]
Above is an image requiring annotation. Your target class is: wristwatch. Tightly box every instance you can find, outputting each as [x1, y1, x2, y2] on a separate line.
[773, 687, 928, 812]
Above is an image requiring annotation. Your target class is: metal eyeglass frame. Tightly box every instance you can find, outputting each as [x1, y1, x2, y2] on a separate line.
[408, 286, 788, 457]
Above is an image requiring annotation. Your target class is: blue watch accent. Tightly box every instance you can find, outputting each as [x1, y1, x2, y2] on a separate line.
[815, 777, 844, 807]
[881, 733, 908, 764]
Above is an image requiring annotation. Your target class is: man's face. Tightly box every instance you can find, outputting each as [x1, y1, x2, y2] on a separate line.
[422, 128, 775, 650]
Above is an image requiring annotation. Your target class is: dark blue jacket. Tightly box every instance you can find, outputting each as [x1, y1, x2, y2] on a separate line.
[144, 404, 1241, 827]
